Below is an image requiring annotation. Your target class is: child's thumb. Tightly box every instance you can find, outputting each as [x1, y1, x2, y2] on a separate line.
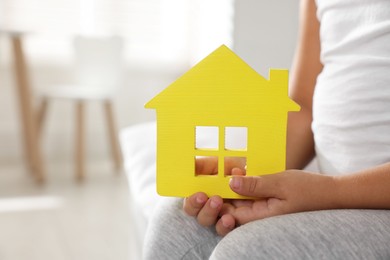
[229, 175, 280, 198]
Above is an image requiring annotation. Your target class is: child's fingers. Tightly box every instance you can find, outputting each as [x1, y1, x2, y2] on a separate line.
[231, 167, 246, 176]
[196, 196, 223, 227]
[195, 157, 218, 175]
[183, 192, 208, 216]
[215, 214, 235, 236]
[224, 158, 247, 175]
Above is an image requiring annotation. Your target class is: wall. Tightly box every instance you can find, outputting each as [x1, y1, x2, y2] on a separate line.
[233, 0, 299, 75]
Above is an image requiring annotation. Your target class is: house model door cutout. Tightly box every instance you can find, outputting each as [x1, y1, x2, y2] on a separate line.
[145, 45, 300, 199]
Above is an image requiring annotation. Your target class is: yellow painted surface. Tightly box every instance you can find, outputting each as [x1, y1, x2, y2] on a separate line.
[145, 45, 300, 198]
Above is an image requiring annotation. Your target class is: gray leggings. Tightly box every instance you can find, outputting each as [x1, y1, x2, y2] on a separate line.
[143, 198, 390, 260]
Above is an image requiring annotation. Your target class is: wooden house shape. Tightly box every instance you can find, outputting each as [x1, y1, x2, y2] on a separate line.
[145, 45, 300, 199]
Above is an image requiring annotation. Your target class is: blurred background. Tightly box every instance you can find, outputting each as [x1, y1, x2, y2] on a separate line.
[0, 0, 298, 259]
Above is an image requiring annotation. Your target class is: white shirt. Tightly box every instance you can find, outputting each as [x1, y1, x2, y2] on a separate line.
[313, 0, 390, 174]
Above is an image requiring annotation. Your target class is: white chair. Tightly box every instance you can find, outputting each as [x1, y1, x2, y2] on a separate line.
[37, 35, 124, 181]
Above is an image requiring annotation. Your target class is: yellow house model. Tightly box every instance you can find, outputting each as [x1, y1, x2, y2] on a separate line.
[145, 45, 300, 199]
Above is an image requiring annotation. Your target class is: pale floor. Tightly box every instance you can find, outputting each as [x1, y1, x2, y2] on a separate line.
[0, 158, 137, 260]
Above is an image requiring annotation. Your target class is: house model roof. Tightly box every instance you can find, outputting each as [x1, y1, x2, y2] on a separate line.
[145, 44, 300, 113]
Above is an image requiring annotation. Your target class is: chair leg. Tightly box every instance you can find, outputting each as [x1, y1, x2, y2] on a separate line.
[12, 35, 45, 183]
[36, 98, 48, 139]
[75, 101, 85, 181]
[104, 100, 123, 172]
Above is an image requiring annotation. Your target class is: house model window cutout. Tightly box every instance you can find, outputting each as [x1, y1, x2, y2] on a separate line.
[145, 45, 300, 199]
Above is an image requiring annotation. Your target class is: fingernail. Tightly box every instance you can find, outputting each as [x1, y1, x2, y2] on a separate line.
[196, 196, 206, 204]
[230, 177, 241, 190]
[222, 218, 233, 229]
[210, 198, 221, 209]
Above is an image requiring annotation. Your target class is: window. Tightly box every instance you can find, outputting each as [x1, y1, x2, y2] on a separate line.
[0, 0, 234, 66]
[195, 126, 248, 177]
[225, 126, 247, 150]
[195, 126, 219, 149]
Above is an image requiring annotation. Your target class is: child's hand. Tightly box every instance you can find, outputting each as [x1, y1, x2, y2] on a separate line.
[184, 169, 337, 237]
[221, 169, 337, 229]
[183, 192, 241, 236]
[183, 157, 246, 236]
[184, 157, 337, 237]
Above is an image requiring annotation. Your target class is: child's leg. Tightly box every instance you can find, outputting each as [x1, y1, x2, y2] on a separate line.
[210, 209, 390, 259]
[143, 197, 222, 260]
